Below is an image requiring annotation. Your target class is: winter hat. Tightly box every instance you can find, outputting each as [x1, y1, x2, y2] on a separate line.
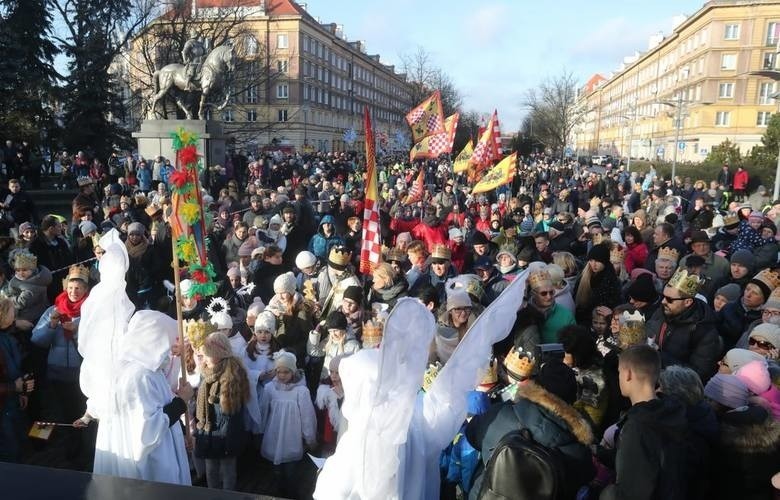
[295, 250, 317, 270]
[587, 243, 612, 268]
[627, 273, 658, 303]
[749, 211, 765, 222]
[704, 374, 751, 409]
[251, 247, 265, 259]
[715, 283, 742, 305]
[396, 232, 413, 246]
[734, 360, 772, 395]
[546, 264, 565, 287]
[226, 266, 241, 279]
[201, 332, 233, 362]
[723, 348, 765, 373]
[448, 227, 464, 241]
[764, 287, 780, 311]
[273, 271, 297, 295]
[324, 310, 348, 330]
[446, 289, 472, 312]
[496, 244, 518, 264]
[536, 359, 578, 405]
[79, 220, 97, 236]
[516, 246, 536, 265]
[238, 238, 256, 257]
[247, 297, 265, 317]
[343, 285, 362, 304]
[254, 311, 277, 333]
[473, 255, 494, 270]
[180, 279, 194, 298]
[749, 323, 780, 349]
[207, 298, 233, 331]
[273, 350, 297, 371]
[730, 249, 753, 269]
[519, 217, 535, 234]
[18, 222, 33, 233]
[269, 214, 283, 227]
[127, 222, 145, 235]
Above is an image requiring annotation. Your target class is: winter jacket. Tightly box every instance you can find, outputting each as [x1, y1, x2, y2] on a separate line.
[717, 299, 762, 351]
[465, 381, 595, 499]
[31, 306, 82, 383]
[6, 266, 52, 322]
[733, 169, 748, 190]
[308, 215, 344, 262]
[194, 393, 246, 459]
[136, 166, 152, 191]
[221, 233, 246, 265]
[646, 299, 722, 382]
[624, 242, 648, 274]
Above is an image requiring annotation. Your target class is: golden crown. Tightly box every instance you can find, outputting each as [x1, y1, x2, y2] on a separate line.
[13, 251, 37, 270]
[667, 268, 704, 297]
[723, 213, 740, 227]
[385, 247, 407, 263]
[66, 265, 90, 283]
[503, 347, 536, 381]
[184, 319, 216, 350]
[753, 268, 780, 293]
[610, 245, 626, 263]
[361, 319, 383, 348]
[618, 320, 647, 349]
[657, 246, 680, 262]
[431, 244, 452, 261]
[328, 246, 351, 266]
[528, 269, 553, 290]
[422, 361, 442, 392]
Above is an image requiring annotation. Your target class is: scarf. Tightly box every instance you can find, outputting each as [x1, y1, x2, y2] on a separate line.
[195, 358, 246, 431]
[126, 236, 149, 259]
[54, 290, 88, 340]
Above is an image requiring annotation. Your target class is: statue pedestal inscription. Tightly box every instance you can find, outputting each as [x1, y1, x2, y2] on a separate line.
[133, 120, 226, 167]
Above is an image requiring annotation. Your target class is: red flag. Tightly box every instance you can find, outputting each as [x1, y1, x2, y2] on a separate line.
[360, 106, 381, 274]
[471, 111, 499, 169]
[405, 90, 445, 144]
[402, 168, 425, 205]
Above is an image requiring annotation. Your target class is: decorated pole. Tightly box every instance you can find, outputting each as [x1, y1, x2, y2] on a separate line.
[168, 128, 219, 430]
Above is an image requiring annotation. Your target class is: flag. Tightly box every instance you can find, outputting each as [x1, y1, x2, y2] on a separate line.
[472, 153, 517, 194]
[405, 90, 445, 144]
[360, 106, 381, 274]
[402, 168, 425, 205]
[452, 140, 474, 173]
[409, 113, 459, 161]
[471, 110, 502, 169]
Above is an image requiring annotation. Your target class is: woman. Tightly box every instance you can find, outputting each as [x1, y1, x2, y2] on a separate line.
[431, 290, 477, 364]
[368, 262, 408, 309]
[194, 332, 249, 490]
[574, 243, 621, 324]
[125, 222, 161, 309]
[623, 226, 648, 274]
[0, 298, 34, 462]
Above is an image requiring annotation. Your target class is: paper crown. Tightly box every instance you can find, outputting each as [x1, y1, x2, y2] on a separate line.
[184, 319, 216, 349]
[76, 176, 93, 187]
[327, 246, 351, 267]
[385, 247, 407, 263]
[610, 244, 626, 264]
[422, 361, 442, 392]
[361, 319, 383, 348]
[430, 244, 452, 261]
[620, 310, 645, 324]
[503, 346, 536, 381]
[478, 359, 499, 390]
[13, 251, 37, 270]
[145, 203, 162, 217]
[618, 318, 647, 349]
[667, 268, 704, 297]
[657, 246, 680, 262]
[528, 269, 553, 290]
[752, 268, 780, 293]
[66, 265, 90, 283]
[722, 213, 740, 227]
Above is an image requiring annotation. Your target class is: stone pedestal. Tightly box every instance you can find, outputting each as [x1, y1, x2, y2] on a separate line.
[133, 120, 227, 167]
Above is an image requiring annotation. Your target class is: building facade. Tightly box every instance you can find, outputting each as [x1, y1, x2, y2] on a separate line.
[574, 0, 780, 164]
[122, 0, 413, 154]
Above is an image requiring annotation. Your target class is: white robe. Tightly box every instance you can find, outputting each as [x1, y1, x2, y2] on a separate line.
[259, 375, 316, 465]
[242, 348, 274, 434]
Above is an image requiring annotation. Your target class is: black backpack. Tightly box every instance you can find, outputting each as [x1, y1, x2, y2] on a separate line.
[478, 428, 566, 500]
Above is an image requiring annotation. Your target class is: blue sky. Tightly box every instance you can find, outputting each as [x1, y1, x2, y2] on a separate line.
[303, 0, 705, 131]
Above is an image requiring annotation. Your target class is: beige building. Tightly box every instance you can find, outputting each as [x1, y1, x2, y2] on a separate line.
[574, 0, 780, 164]
[120, 0, 413, 154]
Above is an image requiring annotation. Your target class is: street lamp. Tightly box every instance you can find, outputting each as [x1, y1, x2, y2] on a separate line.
[659, 94, 689, 182]
[751, 69, 780, 200]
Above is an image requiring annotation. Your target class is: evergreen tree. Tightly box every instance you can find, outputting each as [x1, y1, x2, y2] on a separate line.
[0, 0, 59, 144]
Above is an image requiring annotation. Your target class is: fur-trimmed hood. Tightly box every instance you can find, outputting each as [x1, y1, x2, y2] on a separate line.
[514, 381, 595, 445]
[720, 411, 780, 454]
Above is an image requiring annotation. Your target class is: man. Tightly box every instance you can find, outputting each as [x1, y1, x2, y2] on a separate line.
[625, 272, 660, 320]
[644, 222, 684, 271]
[646, 267, 721, 382]
[72, 176, 100, 223]
[408, 244, 455, 305]
[317, 246, 360, 319]
[242, 195, 265, 226]
[599, 345, 687, 500]
[181, 37, 205, 91]
[308, 214, 344, 263]
[684, 197, 714, 232]
[710, 212, 740, 254]
[29, 215, 74, 301]
[718, 268, 780, 350]
[679, 230, 729, 300]
[281, 205, 311, 270]
[0, 178, 38, 230]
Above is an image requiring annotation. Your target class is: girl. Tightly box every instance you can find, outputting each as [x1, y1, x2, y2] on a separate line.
[243, 311, 280, 434]
[259, 350, 316, 498]
[307, 311, 360, 382]
[315, 355, 348, 456]
[194, 332, 249, 490]
[6, 250, 52, 327]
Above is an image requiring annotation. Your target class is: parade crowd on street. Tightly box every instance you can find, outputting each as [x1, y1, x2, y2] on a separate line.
[0, 144, 779, 499]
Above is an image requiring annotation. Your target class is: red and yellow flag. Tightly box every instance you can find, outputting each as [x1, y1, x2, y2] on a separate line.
[360, 106, 381, 274]
[471, 110, 501, 169]
[405, 90, 445, 144]
[402, 168, 425, 205]
[472, 153, 517, 194]
[452, 140, 474, 173]
[409, 112, 459, 161]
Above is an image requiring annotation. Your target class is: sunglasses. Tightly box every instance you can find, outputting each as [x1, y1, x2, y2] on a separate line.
[749, 337, 776, 350]
[452, 307, 472, 314]
[662, 294, 688, 303]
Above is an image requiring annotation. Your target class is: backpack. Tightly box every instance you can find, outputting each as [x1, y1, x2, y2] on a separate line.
[478, 428, 566, 500]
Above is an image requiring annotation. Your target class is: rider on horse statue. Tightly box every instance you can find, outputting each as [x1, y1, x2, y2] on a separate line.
[182, 38, 206, 91]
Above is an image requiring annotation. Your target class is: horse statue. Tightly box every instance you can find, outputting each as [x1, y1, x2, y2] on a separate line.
[148, 44, 235, 120]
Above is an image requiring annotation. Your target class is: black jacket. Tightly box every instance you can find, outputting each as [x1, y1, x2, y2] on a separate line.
[717, 300, 761, 352]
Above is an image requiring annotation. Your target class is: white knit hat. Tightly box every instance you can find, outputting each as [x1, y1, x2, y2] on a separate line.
[446, 290, 472, 311]
[247, 297, 265, 317]
[254, 311, 277, 334]
[274, 350, 297, 371]
[749, 323, 780, 350]
[274, 271, 297, 295]
[448, 227, 463, 241]
[295, 250, 317, 270]
[269, 214, 283, 227]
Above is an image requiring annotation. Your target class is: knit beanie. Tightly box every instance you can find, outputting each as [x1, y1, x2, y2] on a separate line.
[201, 332, 233, 362]
[324, 311, 348, 331]
[723, 348, 765, 373]
[127, 222, 145, 235]
[226, 266, 241, 279]
[449, 227, 464, 241]
[254, 311, 277, 334]
[273, 271, 297, 295]
[247, 297, 265, 317]
[715, 283, 742, 305]
[764, 287, 780, 311]
[238, 238, 256, 257]
[587, 243, 612, 268]
[519, 217, 535, 234]
[472, 231, 489, 246]
[730, 249, 753, 269]
[704, 374, 751, 409]
[734, 360, 772, 394]
[536, 359, 578, 405]
[343, 285, 362, 304]
[79, 220, 97, 236]
[210, 309, 233, 332]
[446, 290, 472, 311]
[274, 350, 297, 371]
[627, 273, 658, 303]
[749, 323, 780, 349]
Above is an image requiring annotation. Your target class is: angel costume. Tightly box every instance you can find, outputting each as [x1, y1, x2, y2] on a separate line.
[314, 273, 528, 499]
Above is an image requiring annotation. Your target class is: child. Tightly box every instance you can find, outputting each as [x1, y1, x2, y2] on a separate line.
[5, 251, 52, 328]
[591, 305, 612, 355]
[307, 311, 361, 382]
[243, 311, 279, 434]
[315, 355, 348, 456]
[259, 350, 316, 497]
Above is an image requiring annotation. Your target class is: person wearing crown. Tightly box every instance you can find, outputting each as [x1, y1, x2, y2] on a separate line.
[644, 222, 684, 272]
[316, 245, 359, 320]
[645, 267, 721, 382]
[653, 246, 680, 293]
[409, 243, 456, 305]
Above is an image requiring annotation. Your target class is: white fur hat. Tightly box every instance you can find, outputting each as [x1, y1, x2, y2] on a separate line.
[274, 271, 297, 295]
[254, 311, 277, 334]
[295, 250, 317, 270]
[274, 350, 297, 371]
[247, 297, 265, 317]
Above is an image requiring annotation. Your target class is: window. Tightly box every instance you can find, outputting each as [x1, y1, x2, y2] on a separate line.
[276, 84, 289, 99]
[724, 23, 740, 40]
[277, 109, 288, 122]
[244, 35, 259, 56]
[304, 84, 310, 101]
[719, 82, 734, 98]
[721, 54, 737, 70]
[768, 22, 779, 45]
[247, 85, 258, 104]
[759, 82, 776, 104]
[764, 51, 777, 70]
[276, 33, 288, 49]
[247, 109, 257, 122]
[223, 109, 234, 122]
[758, 111, 772, 126]
[277, 60, 288, 73]
[715, 111, 730, 126]
[304, 36, 310, 53]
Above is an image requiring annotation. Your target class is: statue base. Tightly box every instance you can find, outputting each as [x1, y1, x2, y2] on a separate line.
[133, 120, 227, 167]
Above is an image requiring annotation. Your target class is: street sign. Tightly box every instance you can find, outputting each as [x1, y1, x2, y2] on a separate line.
[564, 147, 573, 157]
[678, 141, 686, 151]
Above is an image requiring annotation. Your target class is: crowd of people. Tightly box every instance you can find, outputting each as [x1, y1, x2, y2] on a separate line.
[0, 147, 779, 499]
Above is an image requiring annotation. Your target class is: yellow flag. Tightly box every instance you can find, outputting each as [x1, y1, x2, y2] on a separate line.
[453, 140, 474, 173]
[472, 153, 517, 194]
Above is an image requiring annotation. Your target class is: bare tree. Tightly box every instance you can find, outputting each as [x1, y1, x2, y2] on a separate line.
[522, 71, 588, 156]
[401, 46, 462, 116]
